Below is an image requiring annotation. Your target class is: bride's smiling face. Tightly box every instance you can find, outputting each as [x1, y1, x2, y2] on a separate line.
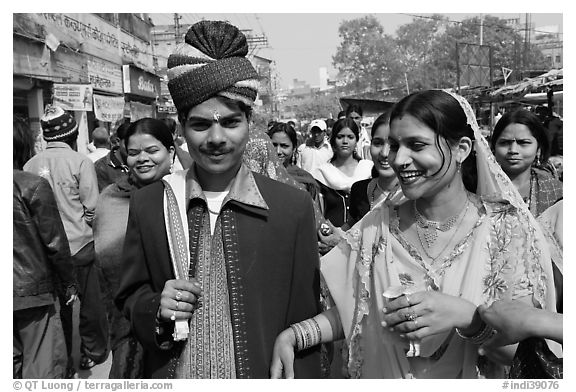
[388, 114, 459, 200]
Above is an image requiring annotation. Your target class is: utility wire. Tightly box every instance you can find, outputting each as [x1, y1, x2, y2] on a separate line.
[399, 13, 563, 36]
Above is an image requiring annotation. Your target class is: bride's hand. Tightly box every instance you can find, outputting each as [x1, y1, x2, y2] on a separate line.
[270, 328, 297, 379]
[382, 291, 476, 341]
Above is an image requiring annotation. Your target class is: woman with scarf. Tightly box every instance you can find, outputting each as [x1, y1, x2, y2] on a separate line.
[270, 90, 560, 379]
[491, 109, 562, 218]
[312, 118, 373, 228]
[268, 122, 321, 207]
[94, 118, 175, 378]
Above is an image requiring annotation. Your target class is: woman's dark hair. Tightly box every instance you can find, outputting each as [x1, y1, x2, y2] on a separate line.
[389, 90, 477, 193]
[329, 118, 361, 162]
[114, 121, 131, 141]
[368, 111, 392, 178]
[125, 118, 175, 152]
[370, 111, 391, 138]
[268, 122, 298, 149]
[345, 104, 363, 117]
[14, 117, 34, 170]
[177, 95, 253, 126]
[325, 118, 336, 129]
[490, 109, 551, 164]
[161, 117, 178, 136]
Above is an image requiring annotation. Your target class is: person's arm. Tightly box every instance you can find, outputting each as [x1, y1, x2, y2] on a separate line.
[115, 195, 169, 351]
[270, 307, 344, 378]
[78, 159, 99, 227]
[478, 300, 563, 346]
[31, 178, 77, 298]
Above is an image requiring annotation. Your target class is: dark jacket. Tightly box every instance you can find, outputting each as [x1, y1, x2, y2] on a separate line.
[94, 150, 129, 192]
[318, 181, 350, 228]
[349, 178, 371, 224]
[115, 172, 322, 378]
[13, 170, 75, 300]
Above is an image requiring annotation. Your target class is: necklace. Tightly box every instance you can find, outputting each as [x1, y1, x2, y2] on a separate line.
[414, 197, 469, 249]
[415, 198, 470, 261]
[206, 206, 221, 215]
[370, 180, 383, 209]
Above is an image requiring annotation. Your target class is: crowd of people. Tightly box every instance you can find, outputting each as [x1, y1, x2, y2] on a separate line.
[14, 19, 562, 380]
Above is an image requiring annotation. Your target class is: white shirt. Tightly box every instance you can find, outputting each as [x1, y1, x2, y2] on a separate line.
[86, 147, 110, 162]
[296, 138, 333, 174]
[312, 159, 374, 192]
[204, 188, 230, 235]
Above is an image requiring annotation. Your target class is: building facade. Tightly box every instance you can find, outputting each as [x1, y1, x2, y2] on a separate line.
[13, 13, 161, 152]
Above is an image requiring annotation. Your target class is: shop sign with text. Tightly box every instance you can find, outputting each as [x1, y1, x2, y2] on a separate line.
[87, 56, 123, 94]
[53, 84, 93, 111]
[93, 94, 125, 122]
[122, 65, 161, 99]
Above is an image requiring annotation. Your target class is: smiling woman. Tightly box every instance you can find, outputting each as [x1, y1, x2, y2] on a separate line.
[270, 90, 561, 379]
[125, 118, 175, 187]
[93, 117, 175, 378]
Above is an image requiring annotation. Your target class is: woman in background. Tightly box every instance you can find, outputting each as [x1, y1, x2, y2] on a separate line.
[269, 122, 321, 205]
[491, 109, 562, 217]
[94, 118, 174, 378]
[312, 118, 373, 228]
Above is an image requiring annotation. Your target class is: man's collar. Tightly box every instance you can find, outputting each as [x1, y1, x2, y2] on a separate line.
[186, 163, 268, 213]
[109, 150, 129, 171]
[46, 141, 72, 149]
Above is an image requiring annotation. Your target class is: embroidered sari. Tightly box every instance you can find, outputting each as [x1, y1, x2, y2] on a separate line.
[320, 91, 560, 378]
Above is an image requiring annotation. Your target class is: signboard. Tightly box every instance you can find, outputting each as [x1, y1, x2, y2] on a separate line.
[122, 65, 161, 99]
[13, 36, 87, 83]
[17, 13, 155, 71]
[86, 56, 123, 94]
[93, 94, 125, 122]
[157, 104, 177, 114]
[457, 43, 492, 89]
[129, 101, 154, 121]
[53, 84, 93, 111]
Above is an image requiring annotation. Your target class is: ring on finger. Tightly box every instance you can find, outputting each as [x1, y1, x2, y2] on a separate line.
[405, 294, 411, 306]
[408, 312, 417, 322]
[413, 318, 419, 329]
[176, 301, 180, 310]
[175, 291, 182, 301]
[404, 312, 412, 321]
[170, 311, 176, 321]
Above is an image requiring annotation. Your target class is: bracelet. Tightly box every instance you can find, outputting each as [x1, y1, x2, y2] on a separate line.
[456, 320, 497, 345]
[290, 318, 323, 351]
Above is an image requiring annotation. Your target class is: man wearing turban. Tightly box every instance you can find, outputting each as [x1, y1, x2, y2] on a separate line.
[115, 20, 321, 378]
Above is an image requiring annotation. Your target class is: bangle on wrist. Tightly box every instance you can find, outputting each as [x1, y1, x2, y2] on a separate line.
[290, 318, 322, 351]
[456, 320, 496, 345]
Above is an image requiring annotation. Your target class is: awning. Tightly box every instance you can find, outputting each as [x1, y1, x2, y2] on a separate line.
[490, 69, 563, 98]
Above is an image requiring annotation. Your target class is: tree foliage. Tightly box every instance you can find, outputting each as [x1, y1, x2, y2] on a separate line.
[291, 93, 341, 120]
[333, 14, 553, 94]
[332, 15, 399, 94]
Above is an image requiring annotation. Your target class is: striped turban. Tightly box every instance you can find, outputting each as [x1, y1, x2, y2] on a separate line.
[167, 20, 260, 116]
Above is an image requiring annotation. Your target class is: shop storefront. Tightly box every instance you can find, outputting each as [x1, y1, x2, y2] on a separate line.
[122, 64, 161, 121]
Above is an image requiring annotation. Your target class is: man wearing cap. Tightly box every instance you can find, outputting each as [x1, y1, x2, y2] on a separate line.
[86, 127, 110, 163]
[296, 119, 333, 174]
[115, 20, 321, 379]
[24, 105, 109, 375]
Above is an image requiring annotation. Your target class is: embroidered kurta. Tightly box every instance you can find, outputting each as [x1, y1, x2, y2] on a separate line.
[115, 164, 322, 378]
